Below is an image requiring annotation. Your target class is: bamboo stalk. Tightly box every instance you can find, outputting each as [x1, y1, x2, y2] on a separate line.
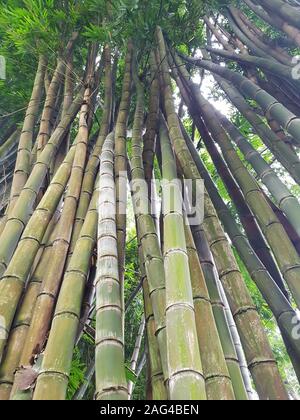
[218, 111, 300, 237]
[128, 315, 145, 399]
[115, 41, 133, 288]
[0, 143, 77, 362]
[129, 69, 168, 390]
[191, 225, 251, 400]
[183, 56, 300, 146]
[159, 119, 206, 400]
[156, 27, 288, 400]
[95, 131, 128, 400]
[184, 220, 235, 400]
[32, 177, 99, 400]
[0, 88, 84, 279]
[7, 55, 47, 216]
[15, 83, 92, 371]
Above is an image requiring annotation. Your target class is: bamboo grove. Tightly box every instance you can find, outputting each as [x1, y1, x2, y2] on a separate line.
[0, 0, 300, 400]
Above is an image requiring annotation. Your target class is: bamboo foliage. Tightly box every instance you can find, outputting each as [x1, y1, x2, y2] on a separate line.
[1, 1, 300, 401]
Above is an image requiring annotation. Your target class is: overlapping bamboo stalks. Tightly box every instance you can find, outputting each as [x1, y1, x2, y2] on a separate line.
[1, 0, 300, 401]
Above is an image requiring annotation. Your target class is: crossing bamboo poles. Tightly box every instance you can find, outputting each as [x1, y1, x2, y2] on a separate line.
[181, 55, 300, 147]
[15, 76, 94, 372]
[170, 53, 288, 299]
[185, 131, 300, 382]
[217, 111, 300, 238]
[156, 26, 288, 400]
[0, 88, 84, 280]
[129, 68, 168, 391]
[95, 131, 128, 400]
[32, 176, 99, 400]
[243, 0, 300, 48]
[194, 92, 300, 310]
[0, 219, 59, 400]
[172, 53, 300, 309]
[215, 77, 300, 184]
[0, 142, 78, 362]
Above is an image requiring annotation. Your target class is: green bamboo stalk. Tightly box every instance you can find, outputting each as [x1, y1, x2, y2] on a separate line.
[0, 218, 59, 400]
[68, 45, 112, 264]
[95, 131, 128, 400]
[128, 315, 145, 399]
[36, 59, 65, 157]
[52, 53, 75, 176]
[129, 69, 168, 390]
[15, 84, 92, 371]
[6, 55, 47, 217]
[228, 6, 292, 65]
[142, 52, 160, 191]
[0, 143, 77, 362]
[159, 117, 206, 400]
[216, 77, 300, 184]
[184, 220, 235, 400]
[156, 27, 288, 399]
[0, 88, 83, 279]
[115, 41, 133, 286]
[216, 274, 256, 400]
[218, 111, 300, 237]
[141, 258, 167, 400]
[191, 225, 251, 400]
[207, 47, 296, 85]
[0, 129, 20, 160]
[32, 178, 99, 400]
